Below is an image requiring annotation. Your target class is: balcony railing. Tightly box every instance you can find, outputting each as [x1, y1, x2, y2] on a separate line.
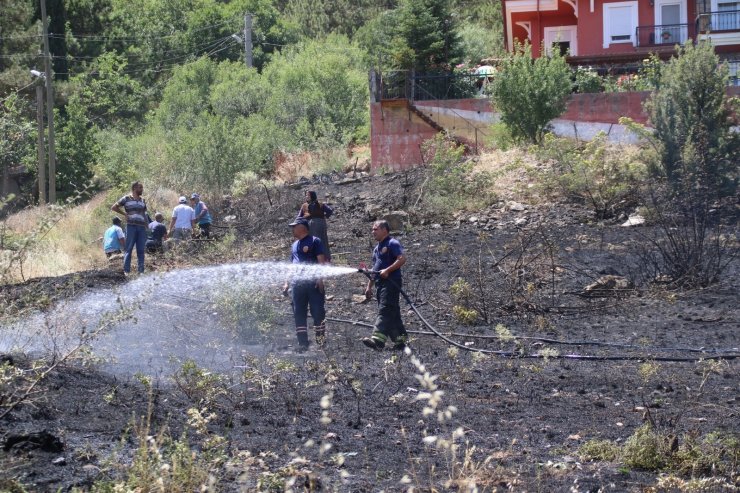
[728, 60, 739, 86]
[696, 10, 740, 32]
[635, 23, 689, 47]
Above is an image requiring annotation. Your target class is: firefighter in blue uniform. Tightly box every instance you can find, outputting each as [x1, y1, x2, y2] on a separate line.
[362, 220, 408, 350]
[283, 218, 327, 352]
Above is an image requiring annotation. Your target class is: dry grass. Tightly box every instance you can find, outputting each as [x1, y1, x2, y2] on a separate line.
[5, 194, 111, 279]
[473, 147, 544, 203]
[2, 187, 187, 280]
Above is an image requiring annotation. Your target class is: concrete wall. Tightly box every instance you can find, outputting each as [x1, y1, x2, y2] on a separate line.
[370, 100, 440, 171]
[371, 93, 651, 170]
[370, 87, 740, 171]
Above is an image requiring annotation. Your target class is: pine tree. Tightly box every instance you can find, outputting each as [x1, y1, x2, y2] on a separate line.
[390, 0, 460, 72]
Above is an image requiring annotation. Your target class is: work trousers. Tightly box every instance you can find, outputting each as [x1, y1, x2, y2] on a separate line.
[123, 224, 147, 273]
[291, 281, 326, 346]
[374, 278, 407, 342]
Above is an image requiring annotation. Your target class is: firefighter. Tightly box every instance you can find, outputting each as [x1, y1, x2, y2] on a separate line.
[283, 218, 327, 352]
[362, 220, 408, 351]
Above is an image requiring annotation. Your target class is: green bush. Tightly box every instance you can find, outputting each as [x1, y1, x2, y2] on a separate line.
[645, 41, 738, 197]
[540, 133, 645, 219]
[422, 134, 494, 212]
[212, 286, 278, 342]
[579, 439, 620, 462]
[574, 66, 603, 93]
[622, 424, 668, 470]
[489, 41, 572, 144]
[631, 42, 738, 287]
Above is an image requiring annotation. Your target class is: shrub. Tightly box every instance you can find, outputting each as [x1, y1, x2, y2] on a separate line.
[622, 424, 668, 470]
[489, 42, 572, 144]
[579, 439, 621, 462]
[574, 66, 603, 93]
[626, 42, 738, 287]
[212, 286, 278, 342]
[540, 133, 645, 219]
[421, 134, 494, 213]
[452, 305, 478, 325]
[669, 432, 738, 477]
[645, 41, 738, 198]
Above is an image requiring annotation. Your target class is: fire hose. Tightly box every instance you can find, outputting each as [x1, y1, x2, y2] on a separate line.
[339, 268, 740, 362]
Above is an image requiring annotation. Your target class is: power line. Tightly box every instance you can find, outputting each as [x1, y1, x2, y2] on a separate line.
[0, 80, 38, 104]
[46, 16, 240, 42]
[19, 35, 235, 78]
[0, 34, 41, 41]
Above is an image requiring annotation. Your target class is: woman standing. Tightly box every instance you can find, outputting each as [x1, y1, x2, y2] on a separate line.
[297, 190, 333, 261]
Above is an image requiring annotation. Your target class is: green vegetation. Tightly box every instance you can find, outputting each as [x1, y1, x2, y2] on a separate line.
[579, 425, 740, 481]
[537, 133, 645, 219]
[645, 42, 738, 199]
[421, 134, 495, 213]
[0, 0, 503, 206]
[489, 42, 572, 144]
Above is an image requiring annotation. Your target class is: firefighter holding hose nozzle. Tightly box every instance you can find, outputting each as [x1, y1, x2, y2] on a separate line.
[362, 220, 408, 351]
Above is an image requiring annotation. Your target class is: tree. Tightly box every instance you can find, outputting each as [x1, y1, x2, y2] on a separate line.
[0, 0, 38, 94]
[0, 95, 35, 200]
[65, 53, 148, 131]
[262, 35, 369, 148]
[390, 0, 460, 72]
[489, 42, 571, 144]
[645, 41, 738, 198]
[632, 41, 739, 288]
[56, 101, 98, 198]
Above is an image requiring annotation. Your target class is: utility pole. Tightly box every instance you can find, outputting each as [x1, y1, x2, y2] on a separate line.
[35, 84, 46, 204]
[244, 13, 253, 68]
[40, 0, 56, 203]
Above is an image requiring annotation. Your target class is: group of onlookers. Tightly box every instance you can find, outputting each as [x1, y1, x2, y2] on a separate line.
[103, 182, 212, 274]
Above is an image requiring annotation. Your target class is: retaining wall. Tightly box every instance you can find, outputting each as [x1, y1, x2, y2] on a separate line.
[370, 88, 740, 171]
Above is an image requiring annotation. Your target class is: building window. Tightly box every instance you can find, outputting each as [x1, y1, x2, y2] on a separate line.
[603, 1, 639, 48]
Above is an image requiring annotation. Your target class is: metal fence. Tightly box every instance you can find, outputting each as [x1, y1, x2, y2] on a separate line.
[635, 24, 689, 47]
[376, 71, 490, 102]
[696, 10, 740, 32]
[412, 74, 485, 101]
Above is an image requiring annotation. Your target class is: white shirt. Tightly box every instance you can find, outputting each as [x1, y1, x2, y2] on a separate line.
[172, 204, 195, 229]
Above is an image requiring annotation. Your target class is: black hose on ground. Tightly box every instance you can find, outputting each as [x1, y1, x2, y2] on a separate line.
[351, 269, 739, 362]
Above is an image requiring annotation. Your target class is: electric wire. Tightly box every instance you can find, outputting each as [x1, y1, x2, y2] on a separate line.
[0, 80, 38, 104]
[352, 269, 740, 362]
[46, 16, 240, 41]
[34, 36, 236, 77]
[45, 34, 241, 60]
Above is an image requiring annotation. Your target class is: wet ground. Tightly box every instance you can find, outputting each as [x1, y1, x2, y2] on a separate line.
[0, 170, 738, 492]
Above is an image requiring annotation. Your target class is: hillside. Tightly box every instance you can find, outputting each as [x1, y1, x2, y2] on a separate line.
[0, 166, 738, 492]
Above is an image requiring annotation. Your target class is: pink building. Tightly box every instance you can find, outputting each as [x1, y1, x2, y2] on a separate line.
[502, 0, 739, 80]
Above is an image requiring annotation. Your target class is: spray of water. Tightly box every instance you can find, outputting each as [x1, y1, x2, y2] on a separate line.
[0, 261, 360, 375]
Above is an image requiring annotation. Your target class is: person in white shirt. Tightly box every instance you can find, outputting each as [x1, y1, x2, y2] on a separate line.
[169, 196, 196, 241]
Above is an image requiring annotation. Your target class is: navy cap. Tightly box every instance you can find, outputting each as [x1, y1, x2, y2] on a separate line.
[289, 218, 309, 227]
[191, 193, 199, 199]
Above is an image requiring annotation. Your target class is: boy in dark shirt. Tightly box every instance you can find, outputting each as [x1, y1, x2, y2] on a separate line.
[146, 212, 168, 253]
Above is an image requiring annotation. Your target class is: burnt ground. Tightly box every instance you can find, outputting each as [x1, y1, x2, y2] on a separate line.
[0, 168, 738, 492]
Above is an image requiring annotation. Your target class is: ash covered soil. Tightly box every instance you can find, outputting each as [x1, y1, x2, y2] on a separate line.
[1, 168, 738, 492]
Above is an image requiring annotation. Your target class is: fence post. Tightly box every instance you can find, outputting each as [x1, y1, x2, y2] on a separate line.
[369, 69, 377, 103]
[410, 69, 415, 102]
